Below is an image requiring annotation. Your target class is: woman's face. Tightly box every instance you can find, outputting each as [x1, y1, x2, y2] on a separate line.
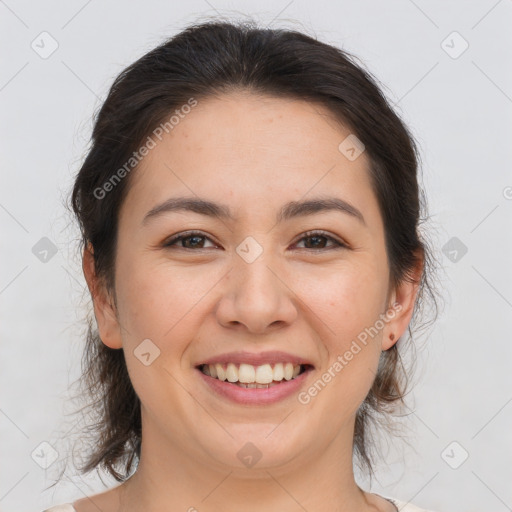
[88, 91, 417, 473]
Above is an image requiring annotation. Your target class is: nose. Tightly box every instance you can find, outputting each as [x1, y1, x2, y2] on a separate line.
[215, 252, 298, 334]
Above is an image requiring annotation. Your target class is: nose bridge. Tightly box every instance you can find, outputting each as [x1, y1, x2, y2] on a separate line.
[233, 237, 283, 305]
[216, 235, 297, 332]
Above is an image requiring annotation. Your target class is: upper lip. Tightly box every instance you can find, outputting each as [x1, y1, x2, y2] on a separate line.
[196, 351, 314, 368]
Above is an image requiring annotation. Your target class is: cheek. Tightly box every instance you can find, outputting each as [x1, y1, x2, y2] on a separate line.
[114, 255, 220, 348]
[114, 261, 208, 399]
[295, 262, 386, 404]
[298, 260, 387, 342]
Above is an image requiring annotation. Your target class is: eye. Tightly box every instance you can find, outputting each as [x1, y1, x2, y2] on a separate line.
[163, 231, 218, 250]
[292, 230, 347, 251]
[163, 230, 346, 251]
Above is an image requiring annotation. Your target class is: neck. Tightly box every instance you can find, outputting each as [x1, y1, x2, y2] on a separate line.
[116, 412, 378, 512]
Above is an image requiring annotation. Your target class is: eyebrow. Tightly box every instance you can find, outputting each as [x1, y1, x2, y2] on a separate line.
[142, 196, 366, 226]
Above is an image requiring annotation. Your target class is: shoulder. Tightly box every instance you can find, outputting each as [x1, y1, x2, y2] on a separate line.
[387, 497, 439, 512]
[41, 505, 76, 512]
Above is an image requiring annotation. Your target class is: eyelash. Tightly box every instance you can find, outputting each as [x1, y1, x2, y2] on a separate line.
[163, 230, 347, 251]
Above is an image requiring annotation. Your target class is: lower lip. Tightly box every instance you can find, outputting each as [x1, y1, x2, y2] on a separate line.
[196, 367, 313, 405]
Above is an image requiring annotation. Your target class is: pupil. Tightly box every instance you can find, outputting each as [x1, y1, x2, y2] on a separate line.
[306, 236, 325, 248]
[185, 236, 203, 248]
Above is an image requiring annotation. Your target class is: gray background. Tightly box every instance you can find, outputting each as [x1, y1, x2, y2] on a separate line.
[1, 1, 511, 511]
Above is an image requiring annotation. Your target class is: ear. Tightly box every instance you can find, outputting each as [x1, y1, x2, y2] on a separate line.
[82, 242, 123, 349]
[381, 249, 424, 351]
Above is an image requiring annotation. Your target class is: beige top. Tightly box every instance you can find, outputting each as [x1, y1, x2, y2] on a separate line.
[42, 495, 438, 511]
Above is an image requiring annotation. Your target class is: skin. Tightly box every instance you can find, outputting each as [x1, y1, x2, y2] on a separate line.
[79, 91, 422, 512]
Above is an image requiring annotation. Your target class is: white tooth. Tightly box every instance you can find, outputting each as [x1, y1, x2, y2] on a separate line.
[210, 362, 300, 383]
[238, 363, 256, 383]
[226, 363, 238, 383]
[255, 364, 274, 384]
[215, 364, 226, 381]
[273, 363, 284, 381]
[246, 382, 257, 388]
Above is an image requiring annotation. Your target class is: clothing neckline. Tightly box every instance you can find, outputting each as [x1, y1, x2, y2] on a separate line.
[372, 493, 399, 512]
[67, 495, 400, 512]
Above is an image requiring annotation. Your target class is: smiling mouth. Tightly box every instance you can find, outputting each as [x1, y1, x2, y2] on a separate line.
[196, 362, 313, 388]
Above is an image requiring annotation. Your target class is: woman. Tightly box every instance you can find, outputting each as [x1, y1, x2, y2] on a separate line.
[44, 19, 441, 512]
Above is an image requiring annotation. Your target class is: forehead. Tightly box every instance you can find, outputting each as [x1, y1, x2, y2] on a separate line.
[121, 91, 382, 231]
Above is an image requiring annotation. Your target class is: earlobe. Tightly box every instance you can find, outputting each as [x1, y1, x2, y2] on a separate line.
[82, 243, 123, 350]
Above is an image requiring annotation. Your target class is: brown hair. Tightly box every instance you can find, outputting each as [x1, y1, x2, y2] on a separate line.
[64, 18, 442, 485]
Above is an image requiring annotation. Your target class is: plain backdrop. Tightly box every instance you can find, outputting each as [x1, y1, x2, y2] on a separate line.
[1, 1, 511, 511]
